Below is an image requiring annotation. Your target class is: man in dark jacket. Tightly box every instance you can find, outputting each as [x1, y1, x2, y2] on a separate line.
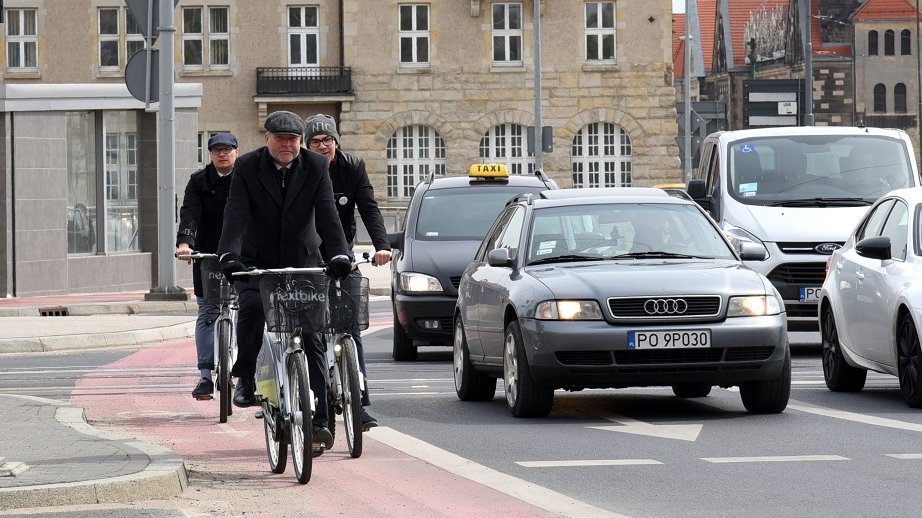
[217, 111, 351, 447]
[304, 113, 391, 429]
[175, 132, 238, 400]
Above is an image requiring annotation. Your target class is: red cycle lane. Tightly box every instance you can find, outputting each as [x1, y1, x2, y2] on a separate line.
[71, 339, 564, 518]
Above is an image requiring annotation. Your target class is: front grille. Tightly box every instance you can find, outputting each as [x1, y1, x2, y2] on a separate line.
[614, 348, 723, 364]
[767, 263, 827, 285]
[449, 276, 462, 289]
[557, 351, 613, 366]
[786, 304, 818, 318]
[556, 347, 776, 375]
[724, 347, 775, 362]
[608, 296, 721, 318]
[776, 242, 844, 255]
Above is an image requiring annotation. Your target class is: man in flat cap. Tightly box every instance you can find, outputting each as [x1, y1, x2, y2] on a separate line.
[175, 132, 239, 400]
[217, 111, 352, 450]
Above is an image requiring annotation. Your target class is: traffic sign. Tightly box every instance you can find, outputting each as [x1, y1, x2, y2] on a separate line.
[125, 0, 179, 42]
[125, 49, 159, 103]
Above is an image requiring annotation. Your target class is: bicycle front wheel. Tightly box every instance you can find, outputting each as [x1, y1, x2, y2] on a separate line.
[288, 352, 313, 484]
[338, 337, 363, 458]
[216, 318, 233, 423]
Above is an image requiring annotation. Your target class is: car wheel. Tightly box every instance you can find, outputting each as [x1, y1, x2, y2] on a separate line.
[671, 383, 712, 398]
[503, 320, 553, 417]
[392, 308, 417, 362]
[897, 313, 922, 408]
[821, 306, 866, 392]
[739, 348, 791, 414]
[453, 317, 496, 401]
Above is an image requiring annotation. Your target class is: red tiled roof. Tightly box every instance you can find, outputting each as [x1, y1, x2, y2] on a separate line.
[674, 13, 687, 78]
[673, 0, 718, 78]
[852, 0, 921, 21]
[727, 0, 788, 69]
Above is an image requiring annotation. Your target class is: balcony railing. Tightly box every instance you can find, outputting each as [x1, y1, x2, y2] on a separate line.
[256, 66, 352, 96]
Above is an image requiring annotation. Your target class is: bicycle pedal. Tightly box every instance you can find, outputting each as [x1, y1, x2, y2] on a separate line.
[254, 409, 264, 419]
[311, 445, 325, 458]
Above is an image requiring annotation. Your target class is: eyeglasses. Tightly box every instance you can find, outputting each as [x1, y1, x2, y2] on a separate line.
[210, 147, 236, 156]
[307, 136, 335, 148]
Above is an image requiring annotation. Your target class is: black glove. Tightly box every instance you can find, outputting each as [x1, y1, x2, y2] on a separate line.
[220, 254, 248, 282]
[325, 255, 352, 280]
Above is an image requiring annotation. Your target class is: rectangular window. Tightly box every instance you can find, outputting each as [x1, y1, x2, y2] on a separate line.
[209, 7, 229, 66]
[105, 133, 121, 200]
[197, 132, 205, 164]
[6, 9, 38, 69]
[126, 13, 145, 60]
[288, 6, 319, 67]
[67, 113, 98, 254]
[492, 3, 522, 65]
[126, 133, 138, 200]
[585, 2, 616, 62]
[399, 4, 430, 66]
[182, 8, 204, 67]
[99, 9, 120, 69]
[104, 112, 141, 252]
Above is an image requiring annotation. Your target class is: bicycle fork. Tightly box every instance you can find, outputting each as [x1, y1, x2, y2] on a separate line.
[333, 334, 366, 395]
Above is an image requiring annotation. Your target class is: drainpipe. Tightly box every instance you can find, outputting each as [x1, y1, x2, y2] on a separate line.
[8, 113, 15, 297]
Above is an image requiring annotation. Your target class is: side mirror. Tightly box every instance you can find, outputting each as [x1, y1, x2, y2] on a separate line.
[686, 179, 707, 199]
[856, 236, 891, 261]
[387, 231, 405, 250]
[487, 248, 513, 268]
[738, 242, 768, 261]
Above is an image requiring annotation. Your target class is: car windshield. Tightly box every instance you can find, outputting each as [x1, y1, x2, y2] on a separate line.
[416, 186, 545, 241]
[527, 202, 736, 264]
[728, 134, 913, 206]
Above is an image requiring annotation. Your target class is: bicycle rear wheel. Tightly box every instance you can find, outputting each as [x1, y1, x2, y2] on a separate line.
[338, 337, 363, 458]
[216, 318, 233, 423]
[262, 401, 288, 474]
[288, 352, 313, 484]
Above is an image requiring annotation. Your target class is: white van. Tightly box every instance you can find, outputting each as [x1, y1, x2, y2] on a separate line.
[687, 126, 921, 343]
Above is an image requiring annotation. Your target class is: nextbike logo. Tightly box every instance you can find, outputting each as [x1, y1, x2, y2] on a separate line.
[272, 290, 326, 304]
[207, 272, 224, 281]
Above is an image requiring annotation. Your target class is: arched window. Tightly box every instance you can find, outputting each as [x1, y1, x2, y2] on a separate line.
[884, 29, 895, 56]
[901, 29, 911, 55]
[479, 123, 534, 175]
[868, 30, 878, 55]
[895, 83, 907, 113]
[571, 122, 632, 188]
[386, 125, 446, 199]
[873, 83, 887, 113]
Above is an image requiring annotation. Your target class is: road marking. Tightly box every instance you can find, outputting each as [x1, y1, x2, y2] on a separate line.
[885, 453, 922, 459]
[368, 426, 629, 518]
[517, 459, 662, 468]
[788, 400, 922, 432]
[588, 413, 703, 442]
[702, 455, 849, 464]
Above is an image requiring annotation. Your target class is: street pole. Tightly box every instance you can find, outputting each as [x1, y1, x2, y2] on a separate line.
[148, 0, 182, 299]
[683, 0, 692, 183]
[533, 0, 544, 173]
[916, 0, 921, 156]
[802, 0, 815, 126]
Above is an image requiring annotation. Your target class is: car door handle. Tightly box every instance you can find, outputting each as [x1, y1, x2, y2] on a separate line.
[856, 271, 865, 280]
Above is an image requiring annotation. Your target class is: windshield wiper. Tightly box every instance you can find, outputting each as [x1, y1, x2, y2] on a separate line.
[609, 251, 701, 260]
[768, 197, 872, 207]
[529, 254, 606, 265]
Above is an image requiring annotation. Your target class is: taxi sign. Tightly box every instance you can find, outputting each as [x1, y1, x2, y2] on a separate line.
[469, 163, 509, 178]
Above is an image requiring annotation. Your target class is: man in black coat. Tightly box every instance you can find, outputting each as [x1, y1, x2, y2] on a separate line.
[175, 132, 238, 400]
[304, 113, 391, 430]
[217, 111, 352, 447]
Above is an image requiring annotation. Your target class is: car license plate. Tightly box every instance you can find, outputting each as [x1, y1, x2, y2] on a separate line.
[627, 330, 711, 350]
[799, 287, 821, 302]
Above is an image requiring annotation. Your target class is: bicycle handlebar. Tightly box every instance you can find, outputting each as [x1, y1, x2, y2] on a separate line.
[185, 252, 218, 260]
[233, 266, 327, 277]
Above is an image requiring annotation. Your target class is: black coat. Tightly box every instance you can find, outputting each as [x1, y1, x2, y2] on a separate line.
[217, 146, 349, 281]
[320, 148, 390, 259]
[176, 163, 233, 297]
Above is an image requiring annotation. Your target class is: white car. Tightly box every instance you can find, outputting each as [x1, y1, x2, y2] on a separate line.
[819, 187, 922, 407]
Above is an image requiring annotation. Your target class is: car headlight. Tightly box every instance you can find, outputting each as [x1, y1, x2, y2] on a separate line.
[722, 223, 769, 260]
[535, 300, 603, 320]
[398, 272, 444, 293]
[727, 295, 781, 317]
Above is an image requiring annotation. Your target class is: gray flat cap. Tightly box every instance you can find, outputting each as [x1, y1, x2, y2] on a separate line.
[264, 110, 304, 137]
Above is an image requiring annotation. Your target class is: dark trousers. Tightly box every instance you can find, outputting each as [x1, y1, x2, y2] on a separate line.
[232, 287, 328, 426]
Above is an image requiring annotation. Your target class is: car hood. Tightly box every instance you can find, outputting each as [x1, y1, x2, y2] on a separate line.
[726, 204, 867, 242]
[406, 238, 480, 279]
[527, 260, 769, 298]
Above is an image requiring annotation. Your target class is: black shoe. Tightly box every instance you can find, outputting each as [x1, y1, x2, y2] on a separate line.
[360, 408, 378, 431]
[233, 377, 257, 408]
[192, 377, 214, 400]
[311, 425, 333, 449]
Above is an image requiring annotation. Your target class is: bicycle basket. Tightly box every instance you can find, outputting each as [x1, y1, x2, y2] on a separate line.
[199, 258, 225, 305]
[259, 273, 330, 333]
[328, 276, 370, 332]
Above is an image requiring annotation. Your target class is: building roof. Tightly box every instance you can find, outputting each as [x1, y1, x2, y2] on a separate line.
[673, 0, 717, 78]
[851, 0, 921, 22]
[674, 13, 687, 78]
[726, 0, 788, 70]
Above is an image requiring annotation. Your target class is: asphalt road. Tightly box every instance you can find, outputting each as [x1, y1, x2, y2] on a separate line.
[2, 302, 922, 517]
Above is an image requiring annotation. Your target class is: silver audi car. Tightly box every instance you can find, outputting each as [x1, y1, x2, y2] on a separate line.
[453, 187, 790, 417]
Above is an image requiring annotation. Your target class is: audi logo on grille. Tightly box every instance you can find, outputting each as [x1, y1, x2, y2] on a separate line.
[643, 298, 688, 315]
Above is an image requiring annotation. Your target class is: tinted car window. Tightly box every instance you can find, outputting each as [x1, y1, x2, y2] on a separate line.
[415, 187, 543, 241]
[880, 200, 909, 260]
[857, 199, 895, 241]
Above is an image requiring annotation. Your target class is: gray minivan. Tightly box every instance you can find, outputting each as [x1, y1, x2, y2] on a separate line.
[687, 126, 921, 344]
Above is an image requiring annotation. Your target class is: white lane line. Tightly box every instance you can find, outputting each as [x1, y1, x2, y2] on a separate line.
[368, 426, 629, 518]
[517, 459, 662, 468]
[702, 455, 849, 464]
[885, 453, 922, 459]
[788, 400, 922, 432]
